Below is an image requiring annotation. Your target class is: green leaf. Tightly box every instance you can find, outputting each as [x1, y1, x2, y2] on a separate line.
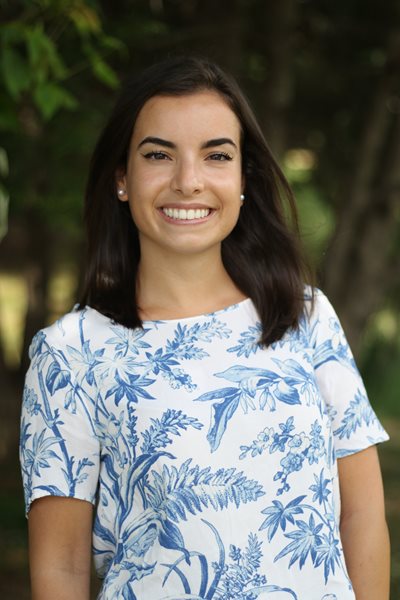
[99, 34, 126, 53]
[26, 24, 67, 83]
[91, 56, 119, 89]
[67, 4, 102, 35]
[33, 82, 78, 120]
[1, 46, 31, 99]
[82, 40, 119, 89]
[25, 24, 44, 66]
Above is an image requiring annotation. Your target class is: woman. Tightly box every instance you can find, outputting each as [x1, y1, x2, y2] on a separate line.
[20, 56, 390, 600]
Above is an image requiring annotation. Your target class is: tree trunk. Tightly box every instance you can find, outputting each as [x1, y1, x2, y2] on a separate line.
[185, 0, 245, 77]
[258, 0, 299, 158]
[322, 33, 400, 355]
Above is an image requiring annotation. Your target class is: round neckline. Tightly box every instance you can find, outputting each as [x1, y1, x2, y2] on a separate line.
[83, 297, 252, 326]
[141, 296, 252, 324]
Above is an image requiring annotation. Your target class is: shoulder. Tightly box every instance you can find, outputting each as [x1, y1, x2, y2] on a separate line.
[300, 286, 345, 350]
[303, 286, 337, 322]
[28, 305, 88, 361]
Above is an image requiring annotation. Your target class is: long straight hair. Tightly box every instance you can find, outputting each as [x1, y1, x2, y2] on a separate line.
[78, 56, 313, 346]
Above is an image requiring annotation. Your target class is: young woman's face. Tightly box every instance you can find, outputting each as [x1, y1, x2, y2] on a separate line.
[117, 91, 244, 260]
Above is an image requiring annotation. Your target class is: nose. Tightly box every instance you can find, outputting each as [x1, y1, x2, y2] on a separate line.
[171, 157, 204, 197]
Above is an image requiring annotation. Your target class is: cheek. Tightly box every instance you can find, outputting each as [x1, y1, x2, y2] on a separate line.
[129, 159, 170, 187]
[127, 196, 150, 230]
[125, 171, 158, 211]
[216, 167, 242, 194]
[221, 198, 242, 231]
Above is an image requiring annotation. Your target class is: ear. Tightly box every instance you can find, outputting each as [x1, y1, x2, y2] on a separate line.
[115, 169, 128, 202]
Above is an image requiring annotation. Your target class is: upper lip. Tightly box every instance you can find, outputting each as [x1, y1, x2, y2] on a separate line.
[159, 204, 213, 210]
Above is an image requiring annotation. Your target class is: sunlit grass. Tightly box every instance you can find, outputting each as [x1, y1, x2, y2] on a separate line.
[296, 183, 335, 265]
[47, 267, 78, 322]
[361, 308, 400, 418]
[365, 309, 400, 344]
[0, 274, 27, 368]
[0, 268, 77, 368]
[284, 163, 335, 265]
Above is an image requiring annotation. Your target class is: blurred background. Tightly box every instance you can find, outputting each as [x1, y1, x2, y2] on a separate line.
[0, 0, 399, 597]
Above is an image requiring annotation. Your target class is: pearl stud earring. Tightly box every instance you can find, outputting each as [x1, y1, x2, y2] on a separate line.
[118, 189, 125, 196]
[240, 194, 245, 201]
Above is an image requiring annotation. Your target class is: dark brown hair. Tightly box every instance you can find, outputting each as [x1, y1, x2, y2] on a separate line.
[78, 56, 313, 345]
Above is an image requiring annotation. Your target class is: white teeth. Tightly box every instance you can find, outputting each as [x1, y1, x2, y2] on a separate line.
[162, 208, 210, 220]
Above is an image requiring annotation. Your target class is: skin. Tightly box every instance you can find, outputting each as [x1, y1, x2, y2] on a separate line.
[338, 446, 390, 599]
[116, 91, 247, 320]
[28, 497, 93, 599]
[28, 92, 390, 598]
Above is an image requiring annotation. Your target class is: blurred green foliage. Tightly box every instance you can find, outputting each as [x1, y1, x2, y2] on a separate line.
[0, 0, 399, 597]
[0, 0, 398, 410]
[0, 0, 122, 123]
[0, 0, 399, 415]
[0, 0, 126, 235]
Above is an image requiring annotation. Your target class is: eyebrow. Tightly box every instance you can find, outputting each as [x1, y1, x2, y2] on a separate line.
[137, 136, 237, 150]
[202, 138, 237, 150]
[138, 136, 175, 149]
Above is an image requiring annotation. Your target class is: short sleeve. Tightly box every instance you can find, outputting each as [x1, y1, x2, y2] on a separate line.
[310, 289, 389, 458]
[20, 328, 100, 514]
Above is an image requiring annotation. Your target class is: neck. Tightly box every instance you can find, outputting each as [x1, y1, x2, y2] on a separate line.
[136, 245, 245, 320]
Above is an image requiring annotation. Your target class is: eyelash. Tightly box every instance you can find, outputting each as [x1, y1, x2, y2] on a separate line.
[142, 151, 233, 161]
[143, 151, 170, 160]
[207, 152, 233, 161]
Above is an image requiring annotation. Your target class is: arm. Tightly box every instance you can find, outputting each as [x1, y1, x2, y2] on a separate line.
[28, 496, 93, 600]
[338, 445, 390, 600]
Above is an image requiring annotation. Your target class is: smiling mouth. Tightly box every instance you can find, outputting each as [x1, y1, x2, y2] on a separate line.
[161, 207, 212, 220]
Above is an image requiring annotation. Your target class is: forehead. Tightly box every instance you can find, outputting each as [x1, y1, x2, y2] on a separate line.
[132, 91, 241, 141]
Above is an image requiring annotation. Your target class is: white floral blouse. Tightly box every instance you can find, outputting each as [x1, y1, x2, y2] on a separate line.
[20, 289, 388, 600]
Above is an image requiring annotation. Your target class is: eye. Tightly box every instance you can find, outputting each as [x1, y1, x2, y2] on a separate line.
[207, 152, 233, 161]
[142, 151, 171, 160]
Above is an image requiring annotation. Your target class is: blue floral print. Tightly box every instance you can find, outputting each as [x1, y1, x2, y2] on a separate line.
[260, 471, 345, 586]
[333, 389, 380, 440]
[227, 323, 262, 358]
[20, 290, 388, 599]
[239, 417, 327, 495]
